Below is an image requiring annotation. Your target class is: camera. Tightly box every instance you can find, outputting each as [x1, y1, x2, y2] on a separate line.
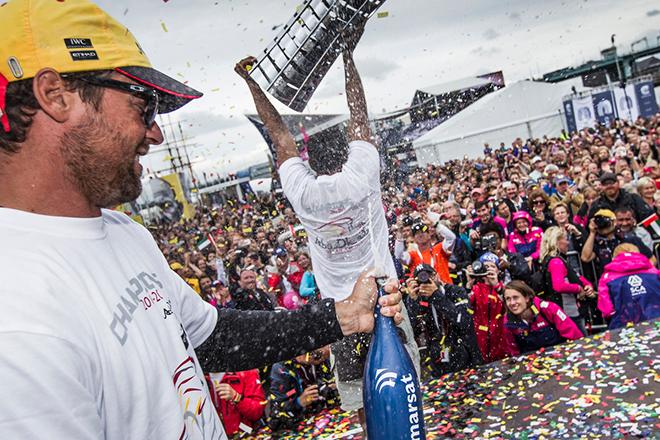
[413, 264, 435, 284]
[317, 382, 337, 402]
[594, 216, 613, 229]
[470, 260, 489, 278]
[475, 234, 498, 252]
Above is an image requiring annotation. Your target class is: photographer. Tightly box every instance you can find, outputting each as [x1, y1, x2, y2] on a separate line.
[405, 264, 483, 377]
[469, 200, 508, 251]
[206, 369, 265, 436]
[395, 220, 456, 284]
[268, 346, 339, 431]
[581, 209, 653, 274]
[466, 254, 507, 363]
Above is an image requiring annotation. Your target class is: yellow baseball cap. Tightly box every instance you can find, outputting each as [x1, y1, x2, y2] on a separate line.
[594, 209, 616, 220]
[0, 0, 202, 128]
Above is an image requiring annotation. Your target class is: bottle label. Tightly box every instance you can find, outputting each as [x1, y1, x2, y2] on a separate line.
[401, 373, 423, 438]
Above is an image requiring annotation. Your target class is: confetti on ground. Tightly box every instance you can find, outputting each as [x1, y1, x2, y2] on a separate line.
[160, 20, 168, 32]
[377, 11, 389, 18]
[239, 320, 660, 439]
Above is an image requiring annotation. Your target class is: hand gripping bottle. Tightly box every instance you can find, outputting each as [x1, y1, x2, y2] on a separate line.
[362, 280, 426, 440]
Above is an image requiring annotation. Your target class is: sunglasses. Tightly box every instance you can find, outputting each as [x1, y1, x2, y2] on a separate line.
[78, 77, 159, 127]
[532, 200, 546, 205]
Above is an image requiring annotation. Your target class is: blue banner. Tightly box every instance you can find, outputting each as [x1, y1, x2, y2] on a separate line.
[635, 82, 659, 118]
[592, 90, 616, 125]
[563, 99, 578, 134]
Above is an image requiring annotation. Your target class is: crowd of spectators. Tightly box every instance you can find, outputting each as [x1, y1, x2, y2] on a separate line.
[146, 114, 660, 436]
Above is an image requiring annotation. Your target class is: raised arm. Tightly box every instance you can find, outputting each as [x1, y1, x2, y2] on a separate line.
[235, 57, 299, 166]
[342, 46, 372, 143]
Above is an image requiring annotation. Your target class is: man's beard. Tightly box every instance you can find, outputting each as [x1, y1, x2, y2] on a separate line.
[61, 114, 143, 208]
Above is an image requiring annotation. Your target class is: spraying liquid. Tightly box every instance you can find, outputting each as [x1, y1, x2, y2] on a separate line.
[363, 199, 426, 439]
[367, 198, 385, 277]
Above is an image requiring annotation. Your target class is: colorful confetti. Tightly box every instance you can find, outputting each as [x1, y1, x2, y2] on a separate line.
[239, 320, 660, 439]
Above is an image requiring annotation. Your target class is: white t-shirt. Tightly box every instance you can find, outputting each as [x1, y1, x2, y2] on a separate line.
[279, 140, 395, 301]
[0, 208, 226, 440]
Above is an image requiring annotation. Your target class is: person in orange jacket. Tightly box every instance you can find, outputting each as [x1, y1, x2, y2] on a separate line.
[466, 252, 507, 363]
[206, 369, 266, 436]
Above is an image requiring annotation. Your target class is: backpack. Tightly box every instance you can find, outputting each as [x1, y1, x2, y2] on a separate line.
[509, 252, 533, 283]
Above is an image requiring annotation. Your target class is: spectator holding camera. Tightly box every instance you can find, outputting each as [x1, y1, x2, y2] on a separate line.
[502, 281, 583, 356]
[582, 209, 653, 274]
[470, 200, 508, 246]
[466, 253, 507, 363]
[206, 369, 265, 436]
[268, 346, 339, 431]
[395, 221, 456, 284]
[597, 243, 660, 329]
[405, 264, 483, 377]
[539, 226, 593, 335]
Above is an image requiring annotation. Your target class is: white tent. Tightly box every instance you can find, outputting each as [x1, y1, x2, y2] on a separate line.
[412, 79, 583, 165]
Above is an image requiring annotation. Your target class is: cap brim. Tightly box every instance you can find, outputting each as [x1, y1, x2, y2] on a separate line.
[115, 66, 203, 113]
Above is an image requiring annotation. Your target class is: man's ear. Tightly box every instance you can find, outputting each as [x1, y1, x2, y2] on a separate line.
[31, 69, 78, 124]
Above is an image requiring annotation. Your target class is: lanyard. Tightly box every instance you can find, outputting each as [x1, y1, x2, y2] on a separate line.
[416, 248, 435, 269]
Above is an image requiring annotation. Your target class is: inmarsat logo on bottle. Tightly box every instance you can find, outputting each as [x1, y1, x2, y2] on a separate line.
[375, 368, 397, 393]
[402, 373, 422, 439]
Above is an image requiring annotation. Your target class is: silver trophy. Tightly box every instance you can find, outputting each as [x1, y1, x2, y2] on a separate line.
[249, 0, 387, 112]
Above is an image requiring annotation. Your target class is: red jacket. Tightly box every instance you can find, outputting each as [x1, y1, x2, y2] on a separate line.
[469, 282, 507, 363]
[206, 370, 265, 436]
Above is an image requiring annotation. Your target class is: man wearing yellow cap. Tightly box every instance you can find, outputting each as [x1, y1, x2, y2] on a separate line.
[582, 209, 654, 273]
[0, 1, 403, 439]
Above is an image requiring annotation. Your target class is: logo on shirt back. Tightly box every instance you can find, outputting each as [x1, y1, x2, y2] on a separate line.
[628, 275, 647, 297]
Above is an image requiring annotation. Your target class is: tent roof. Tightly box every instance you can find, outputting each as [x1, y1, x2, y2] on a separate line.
[416, 77, 492, 97]
[413, 78, 583, 149]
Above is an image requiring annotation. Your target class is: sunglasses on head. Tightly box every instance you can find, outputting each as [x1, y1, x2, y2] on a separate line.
[77, 77, 159, 128]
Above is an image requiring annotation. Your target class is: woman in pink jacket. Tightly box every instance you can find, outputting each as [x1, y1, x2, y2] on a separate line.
[598, 243, 660, 329]
[503, 280, 583, 356]
[507, 211, 543, 261]
[539, 226, 594, 335]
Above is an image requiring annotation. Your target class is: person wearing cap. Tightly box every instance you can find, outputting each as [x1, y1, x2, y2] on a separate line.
[405, 263, 483, 377]
[0, 2, 405, 439]
[542, 164, 560, 196]
[396, 220, 456, 285]
[587, 172, 654, 221]
[582, 209, 653, 274]
[528, 156, 545, 181]
[205, 368, 265, 437]
[267, 246, 304, 307]
[550, 175, 583, 217]
[207, 280, 235, 309]
[466, 253, 507, 363]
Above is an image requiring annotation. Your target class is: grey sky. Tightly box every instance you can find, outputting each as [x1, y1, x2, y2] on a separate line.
[93, 0, 660, 177]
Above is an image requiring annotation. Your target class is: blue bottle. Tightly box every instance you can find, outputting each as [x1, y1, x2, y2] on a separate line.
[362, 283, 426, 440]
